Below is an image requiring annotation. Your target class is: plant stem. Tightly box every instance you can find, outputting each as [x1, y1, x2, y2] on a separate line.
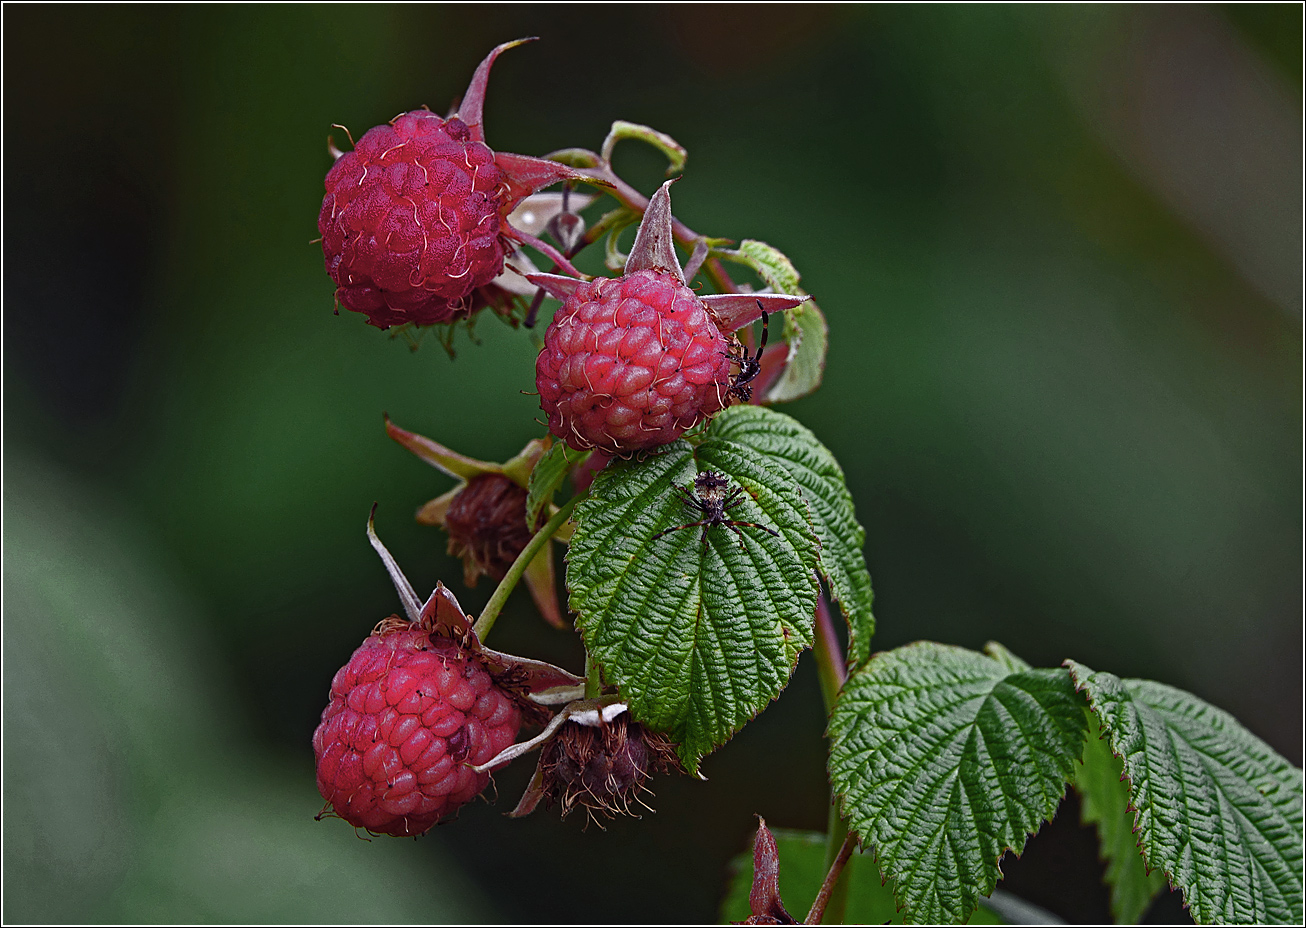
[583, 649, 602, 698]
[813, 596, 847, 711]
[805, 832, 857, 925]
[559, 156, 754, 309]
[812, 596, 852, 924]
[473, 495, 579, 641]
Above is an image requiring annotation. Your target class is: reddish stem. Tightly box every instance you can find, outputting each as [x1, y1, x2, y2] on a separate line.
[512, 228, 585, 279]
[805, 832, 857, 925]
[812, 595, 852, 923]
[814, 596, 848, 710]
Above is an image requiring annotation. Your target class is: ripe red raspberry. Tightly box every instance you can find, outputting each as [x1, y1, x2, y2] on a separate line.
[318, 39, 582, 330]
[313, 619, 522, 836]
[319, 112, 506, 328]
[535, 268, 732, 454]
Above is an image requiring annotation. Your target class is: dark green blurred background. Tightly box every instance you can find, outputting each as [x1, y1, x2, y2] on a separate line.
[4, 4, 1300, 923]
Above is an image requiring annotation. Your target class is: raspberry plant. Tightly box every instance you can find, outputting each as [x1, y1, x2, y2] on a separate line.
[313, 39, 1303, 924]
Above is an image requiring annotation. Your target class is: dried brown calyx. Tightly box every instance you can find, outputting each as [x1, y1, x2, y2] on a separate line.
[539, 710, 682, 823]
[443, 473, 537, 585]
[384, 420, 565, 628]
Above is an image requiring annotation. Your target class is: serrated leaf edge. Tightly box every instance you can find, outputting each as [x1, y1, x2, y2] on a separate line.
[1065, 660, 1304, 925]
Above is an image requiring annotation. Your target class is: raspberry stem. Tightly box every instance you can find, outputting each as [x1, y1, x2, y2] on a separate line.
[805, 832, 858, 925]
[813, 596, 852, 924]
[473, 494, 581, 641]
[557, 156, 745, 296]
[583, 650, 602, 699]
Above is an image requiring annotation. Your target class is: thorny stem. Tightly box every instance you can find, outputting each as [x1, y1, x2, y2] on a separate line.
[473, 495, 580, 641]
[812, 596, 852, 924]
[806, 832, 858, 925]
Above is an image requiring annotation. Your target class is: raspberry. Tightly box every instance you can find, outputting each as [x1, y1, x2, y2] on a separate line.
[313, 619, 522, 836]
[535, 268, 732, 454]
[319, 112, 506, 328]
[318, 39, 582, 330]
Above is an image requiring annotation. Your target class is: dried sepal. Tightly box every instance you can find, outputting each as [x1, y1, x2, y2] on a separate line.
[366, 504, 422, 623]
[625, 179, 684, 282]
[736, 816, 798, 925]
[489, 699, 683, 826]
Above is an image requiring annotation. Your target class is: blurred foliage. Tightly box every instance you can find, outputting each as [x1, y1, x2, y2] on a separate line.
[3, 3, 1299, 922]
[3, 455, 491, 922]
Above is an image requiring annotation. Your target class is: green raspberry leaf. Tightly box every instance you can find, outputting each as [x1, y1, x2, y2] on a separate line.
[828, 642, 1089, 924]
[567, 440, 819, 774]
[1066, 662, 1304, 925]
[525, 441, 588, 530]
[707, 405, 875, 669]
[715, 240, 828, 402]
[1075, 710, 1166, 924]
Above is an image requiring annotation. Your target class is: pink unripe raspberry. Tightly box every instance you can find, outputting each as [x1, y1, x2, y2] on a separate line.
[535, 269, 732, 454]
[319, 112, 507, 329]
[313, 619, 522, 836]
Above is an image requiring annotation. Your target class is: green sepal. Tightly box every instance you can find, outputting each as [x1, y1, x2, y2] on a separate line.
[600, 120, 687, 177]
